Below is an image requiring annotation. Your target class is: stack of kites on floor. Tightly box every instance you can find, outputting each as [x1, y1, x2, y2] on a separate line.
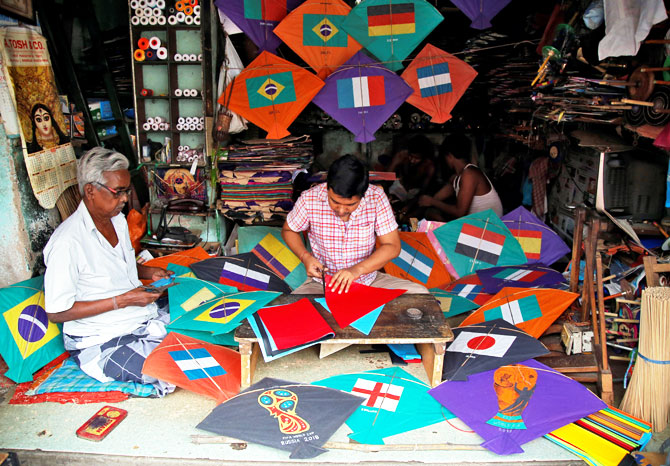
[218, 136, 315, 223]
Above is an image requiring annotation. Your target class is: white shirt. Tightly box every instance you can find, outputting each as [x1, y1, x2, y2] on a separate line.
[44, 202, 157, 344]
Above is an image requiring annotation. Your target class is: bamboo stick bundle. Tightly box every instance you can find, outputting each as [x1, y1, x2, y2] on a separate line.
[620, 287, 670, 431]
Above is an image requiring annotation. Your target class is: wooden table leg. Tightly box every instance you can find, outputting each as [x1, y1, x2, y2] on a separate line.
[238, 340, 259, 389]
[417, 342, 446, 387]
[570, 207, 586, 294]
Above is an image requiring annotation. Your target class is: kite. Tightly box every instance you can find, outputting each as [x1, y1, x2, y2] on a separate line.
[435, 273, 492, 306]
[214, 0, 303, 53]
[546, 405, 652, 466]
[501, 206, 571, 266]
[237, 226, 307, 290]
[429, 359, 606, 455]
[273, 0, 363, 79]
[313, 367, 456, 444]
[382, 232, 452, 289]
[254, 298, 335, 351]
[0, 276, 65, 383]
[141, 246, 211, 270]
[190, 254, 292, 293]
[324, 275, 405, 329]
[167, 276, 238, 321]
[476, 264, 566, 295]
[401, 44, 477, 123]
[341, 0, 443, 71]
[168, 290, 282, 335]
[459, 287, 579, 338]
[443, 319, 549, 381]
[311, 51, 413, 143]
[450, 0, 511, 30]
[417, 219, 459, 278]
[432, 209, 527, 278]
[429, 288, 479, 318]
[142, 332, 241, 403]
[197, 377, 363, 458]
[218, 51, 324, 140]
[314, 297, 382, 335]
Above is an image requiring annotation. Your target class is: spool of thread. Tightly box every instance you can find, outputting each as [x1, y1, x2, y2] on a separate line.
[174, 88, 182, 97]
[174, 53, 182, 62]
[148, 16, 158, 25]
[194, 15, 200, 25]
[178, 145, 185, 152]
[137, 37, 149, 50]
[143, 7, 152, 16]
[176, 123, 184, 131]
[154, 116, 163, 123]
[187, 123, 197, 131]
[159, 122, 169, 131]
[193, 5, 200, 15]
[134, 7, 144, 16]
[140, 16, 149, 25]
[133, 49, 146, 61]
[145, 49, 155, 60]
[167, 15, 177, 25]
[131, 16, 141, 25]
[156, 47, 168, 60]
[184, 14, 193, 25]
[185, 117, 195, 124]
[182, 89, 192, 97]
[191, 89, 199, 97]
[140, 88, 153, 97]
[199, 117, 204, 124]
[148, 36, 161, 49]
[157, 16, 166, 25]
[197, 53, 202, 61]
[188, 53, 197, 62]
[176, 11, 185, 22]
[156, 0, 165, 8]
[175, 0, 186, 11]
[168, 7, 175, 13]
[130, 0, 139, 8]
[142, 122, 151, 131]
[151, 123, 159, 131]
[177, 117, 186, 124]
[146, 0, 156, 7]
[138, 0, 147, 7]
[151, 6, 161, 16]
[196, 123, 203, 131]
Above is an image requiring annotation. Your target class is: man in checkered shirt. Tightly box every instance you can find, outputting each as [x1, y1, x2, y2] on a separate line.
[282, 154, 429, 294]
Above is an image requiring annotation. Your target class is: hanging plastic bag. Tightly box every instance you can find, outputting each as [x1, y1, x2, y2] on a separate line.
[216, 36, 247, 135]
[127, 206, 148, 253]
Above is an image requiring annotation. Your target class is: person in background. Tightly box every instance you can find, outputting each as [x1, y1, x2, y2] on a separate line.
[419, 133, 503, 220]
[44, 147, 174, 395]
[282, 154, 429, 295]
[26, 103, 70, 154]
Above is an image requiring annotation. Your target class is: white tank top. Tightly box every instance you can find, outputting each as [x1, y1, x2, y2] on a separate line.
[453, 164, 503, 217]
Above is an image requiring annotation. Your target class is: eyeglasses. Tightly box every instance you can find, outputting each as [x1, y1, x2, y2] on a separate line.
[94, 182, 132, 199]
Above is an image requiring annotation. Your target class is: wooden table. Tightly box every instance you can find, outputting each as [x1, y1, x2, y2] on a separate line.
[235, 294, 453, 389]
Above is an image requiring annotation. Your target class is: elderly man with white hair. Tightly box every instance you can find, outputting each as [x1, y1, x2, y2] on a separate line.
[44, 147, 174, 395]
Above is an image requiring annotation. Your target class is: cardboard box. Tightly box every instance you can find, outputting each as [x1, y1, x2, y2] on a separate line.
[88, 99, 113, 121]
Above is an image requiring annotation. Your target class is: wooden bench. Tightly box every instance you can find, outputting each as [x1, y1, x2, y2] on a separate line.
[234, 294, 454, 389]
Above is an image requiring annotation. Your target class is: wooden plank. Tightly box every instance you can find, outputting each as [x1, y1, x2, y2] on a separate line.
[540, 353, 598, 373]
[594, 342, 614, 404]
[554, 372, 599, 383]
[570, 207, 586, 294]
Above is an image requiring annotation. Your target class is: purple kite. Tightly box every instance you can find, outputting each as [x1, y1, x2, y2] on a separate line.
[450, 0, 511, 30]
[476, 264, 566, 295]
[501, 206, 571, 267]
[429, 359, 606, 455]
[215, 0, 304, 53]
[311, 51, 413, 142]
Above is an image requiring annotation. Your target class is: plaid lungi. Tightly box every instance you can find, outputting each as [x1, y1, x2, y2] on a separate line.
[63, 301, 175, 397]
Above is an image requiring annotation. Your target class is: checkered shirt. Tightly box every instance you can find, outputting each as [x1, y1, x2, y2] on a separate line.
[287, 183, 398, 285]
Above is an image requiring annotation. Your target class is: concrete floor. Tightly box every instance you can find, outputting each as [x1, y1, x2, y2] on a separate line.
[0, 344, 598, 466]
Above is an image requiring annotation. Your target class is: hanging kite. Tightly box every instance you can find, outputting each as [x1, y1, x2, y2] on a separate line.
[501, 206, 571, 266]
[273, 0, 363, 79]
[429, 288, 479, 318]
[400, 44, 477, 123]
[449, 0, 511, 30]
[190, 254, 292, 293]
[218, 51, 324, 140]
[429, 359, 606, 455]
[324, 274, 406, 328]
[443, 319, 549, 381]
[197, 377, 363, 459]
[341, 0, 443, 71]
[141, 332, 241, 403]
[382, 232, 452, 289]
[459, 287, 579, 338]
[435, 273, 492, 306]
[214, 0, 303, 53]
[432, 209, 527, 278]
[476, 264, 566, 295]
[0, 276, 65, 383]
[313, 366, 456, 444]
[311, 51, 413, 143]
[168, 290, 281, 335]
[237, 226, 307, 290]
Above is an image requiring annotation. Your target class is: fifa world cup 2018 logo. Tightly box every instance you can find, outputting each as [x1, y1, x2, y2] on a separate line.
[486, 364, 537, 430]
[258, 389, 310, 434]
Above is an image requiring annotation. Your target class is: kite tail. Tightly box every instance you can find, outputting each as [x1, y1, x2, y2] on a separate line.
[470, 14, 492, 30]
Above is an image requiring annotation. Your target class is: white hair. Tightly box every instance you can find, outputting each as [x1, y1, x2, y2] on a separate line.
[77, 147, 129, 195]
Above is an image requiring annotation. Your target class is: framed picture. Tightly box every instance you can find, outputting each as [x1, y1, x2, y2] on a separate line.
[0, 0, 35, 24]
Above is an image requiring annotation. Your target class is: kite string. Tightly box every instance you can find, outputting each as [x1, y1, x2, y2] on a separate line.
[447, 322, 501, 381]
[468, 217, 491, 273]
